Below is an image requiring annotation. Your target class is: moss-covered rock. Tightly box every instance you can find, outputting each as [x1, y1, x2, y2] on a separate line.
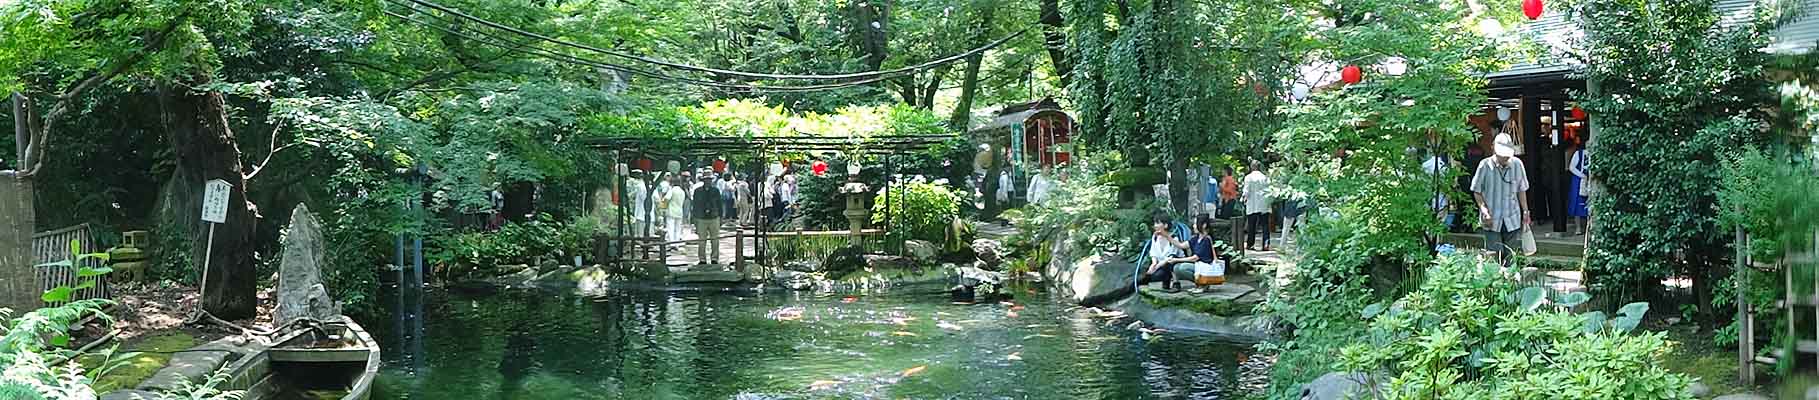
[1138, 284, 1262, 318]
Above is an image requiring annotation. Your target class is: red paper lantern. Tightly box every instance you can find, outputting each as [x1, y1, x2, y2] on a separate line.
[811, 161, 829, 176]
[712, 159, 727, 173]
[1341, 65, 1363, 85]
[1523, 0, 1544, 20]
[1571, 107, 1586, 120]
[636, 158, 653, 172]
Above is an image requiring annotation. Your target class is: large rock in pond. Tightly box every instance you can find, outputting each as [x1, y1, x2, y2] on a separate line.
[971, 239, 1008, 270]
[276, 204, 340, 324]
[863, 255, 913, 270]
[822, 245, 867, 279]
[1068, 253, 1139, 306]
[904, 240, 939, 262]
[771, 270, 818, 290]
[1300, 372, 1373, 400]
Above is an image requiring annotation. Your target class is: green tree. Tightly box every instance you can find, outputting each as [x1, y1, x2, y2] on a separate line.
[1065, 0, 1300, 211]
[1576, 0, 1778, 328]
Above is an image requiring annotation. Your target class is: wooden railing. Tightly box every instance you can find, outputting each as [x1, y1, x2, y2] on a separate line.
[33, 223, 109, 305]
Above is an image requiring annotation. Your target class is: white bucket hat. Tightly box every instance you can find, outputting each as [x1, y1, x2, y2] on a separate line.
[1493, 133, 1517, 158]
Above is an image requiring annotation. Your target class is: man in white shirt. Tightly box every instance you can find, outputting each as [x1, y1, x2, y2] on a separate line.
[659, 174, 688, 246]
[1472, 133, 1530, 265]
[627, 170, 649, 237]
[1027, 166, 1054, 205]
[1242, 162, 1273, 251]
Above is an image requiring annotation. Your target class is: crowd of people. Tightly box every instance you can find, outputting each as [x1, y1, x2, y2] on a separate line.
[613, 163, 804, 266]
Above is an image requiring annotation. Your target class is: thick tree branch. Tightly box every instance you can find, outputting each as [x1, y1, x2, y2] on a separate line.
[241, 119, 292, 181]
[21, 9, 193, 177]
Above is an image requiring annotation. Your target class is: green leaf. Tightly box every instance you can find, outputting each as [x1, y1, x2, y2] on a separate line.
[78, 252, 110, 261]
[1616, 302, 1649, 319]
[1557, 292, 1591, 308]
[50, 335, 68, 347]
[76, 266, 112, 278]
[1362, 303, 1386, 319]
[1613, 302, 1649, 333]
[1517, 287, 1546, 311]
[69, 239, 80, 257]
[33, 259, 72, 268]
[41, 287, 73, 303]
[1581, 311, 1607, 334]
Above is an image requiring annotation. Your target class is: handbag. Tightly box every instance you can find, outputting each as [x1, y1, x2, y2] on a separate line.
[1194, 261, 1226, 286]
[1520, 225, 1538, 256]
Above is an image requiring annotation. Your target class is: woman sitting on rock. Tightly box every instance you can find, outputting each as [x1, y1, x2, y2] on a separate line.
[1141, 218, 1199, 292]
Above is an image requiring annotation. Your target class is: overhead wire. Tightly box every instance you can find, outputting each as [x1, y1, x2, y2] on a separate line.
[399, 0, 1027, 81]
[381, 4, 898, 92]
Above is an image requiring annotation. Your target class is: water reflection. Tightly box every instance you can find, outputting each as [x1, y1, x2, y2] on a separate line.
[372, 286, 1259, 400]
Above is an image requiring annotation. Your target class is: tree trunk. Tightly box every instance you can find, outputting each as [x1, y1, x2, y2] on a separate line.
[850, 0, 892, 71]
[919, 66, 947, 109]
[157, 74, 258, 320]
[948, 8, 996, 130]
[1168, 158, 1189, 214]
[1038, 0, 1071, 88]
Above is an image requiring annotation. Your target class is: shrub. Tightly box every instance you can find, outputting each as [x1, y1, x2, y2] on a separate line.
[1332, 254, 1689, 399]
[1007, 152, 1156, 258]
[871, 181, 960, 244]
[427, 214, 600, 281]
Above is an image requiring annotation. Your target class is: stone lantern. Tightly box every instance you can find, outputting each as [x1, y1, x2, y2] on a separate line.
[840, 173, 871, 246]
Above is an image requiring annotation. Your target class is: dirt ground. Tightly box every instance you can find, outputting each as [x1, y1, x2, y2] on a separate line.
[80, 282, 279, 344]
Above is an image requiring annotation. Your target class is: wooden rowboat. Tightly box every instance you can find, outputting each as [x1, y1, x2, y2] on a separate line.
[221, 316, 381, 400]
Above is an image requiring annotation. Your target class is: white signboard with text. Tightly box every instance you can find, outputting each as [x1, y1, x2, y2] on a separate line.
[201, 179, 230, 223]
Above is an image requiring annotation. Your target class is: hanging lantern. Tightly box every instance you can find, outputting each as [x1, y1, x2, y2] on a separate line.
[636, 158, 653, 172]
[812, 161, 829, 176]
[846, 162, 862, 175]
[1523, 0, 1544, 20]
[1341, 65, 1363, 85]
[1571, 106, 1587, 120]
[713, 159, 727, 173]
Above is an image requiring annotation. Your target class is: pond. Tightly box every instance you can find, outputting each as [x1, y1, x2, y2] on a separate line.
[371, 283, 1266, 400]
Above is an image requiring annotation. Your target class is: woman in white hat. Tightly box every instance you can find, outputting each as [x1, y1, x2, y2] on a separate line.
[1470, 133, 1531, 265]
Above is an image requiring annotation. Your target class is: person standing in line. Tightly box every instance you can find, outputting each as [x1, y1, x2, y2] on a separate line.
[488, 182, 506, 230]
[1220, 167, 1242, 249]
[1424, 153, 1452, 227]
[691, 174, 723, 265]
[1200, 165, 1219, 220]
[1471, 133, 1531, 265]
[1567, 142, 1589, 236]
[780, 174, 800, 223]
[1027, 166, 1055, 205]
[762, 173, 780, 227]
[1242, 162, 1273, 251]
[659, 174, 688, 249]
[736, 173, 754, 226]
[627, 170, 649, 237]
[719, 172, 738, 226]
[997, 170, 1013, 205]
[1278, 195, 1302, 248]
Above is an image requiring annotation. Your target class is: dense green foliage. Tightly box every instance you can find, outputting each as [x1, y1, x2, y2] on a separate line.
[871, 181, 960, 244]
[1008, 152, 1155, 257]
[1256, 2, 1518, 397]
[1711, 148, 1818, 372]
[1577, 0, 1777, 304]
[1335, 254, 1689, 399]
